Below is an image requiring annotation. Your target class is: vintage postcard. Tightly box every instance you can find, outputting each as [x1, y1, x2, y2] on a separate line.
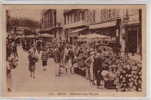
[2, 5, 146, 97]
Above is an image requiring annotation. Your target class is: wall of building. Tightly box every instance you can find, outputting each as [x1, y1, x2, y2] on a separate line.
[41, 9, 56, 30]
[64, 9, 88, 25]
[40, 9, 142, 56]
[119, 9, 141, 56]
[94, 9, 120, 23]
[63, 9, 121, 26]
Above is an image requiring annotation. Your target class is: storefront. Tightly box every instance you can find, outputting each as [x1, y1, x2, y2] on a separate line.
[89, 19, 121, 42]
[40, 25, 63, 43]
[89, 19, 121, 54]
[125, 22, 141, 56]
[119, 12, 141, 57]
[64, 21, 89, 43]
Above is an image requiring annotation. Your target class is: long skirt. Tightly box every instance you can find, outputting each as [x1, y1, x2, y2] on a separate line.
[89, 64, 94, 81]
[42, 60, 47, 67]
[85, 67, 90, 80]
[66, 59, 72, 73]
[7, 71, 12, 90]
[55, 63, 60, 75]
[29, 65, 35, 72]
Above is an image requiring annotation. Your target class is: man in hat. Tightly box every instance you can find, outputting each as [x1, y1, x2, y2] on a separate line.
[93, 50, 103, 88]
[85, 50, 95, 83]
[54, 47, 62, 76]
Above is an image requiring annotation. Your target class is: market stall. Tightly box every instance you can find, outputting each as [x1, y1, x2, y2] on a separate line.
[72, 37, 142, 91]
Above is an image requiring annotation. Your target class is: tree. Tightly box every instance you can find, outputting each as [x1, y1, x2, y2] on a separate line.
[7, 17, 40, 32]
[19, 18, 40, 30]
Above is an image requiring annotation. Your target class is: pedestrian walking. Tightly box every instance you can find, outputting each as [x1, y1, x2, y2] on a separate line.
[7, 59, 12, 92]
[28, 51, 38, 79]
[37, 40, 42, 54]
[54, 47, 62, 76]
[64, 46, 69, 67]
[67, 47, 74, 74]
[12, 41, 18, 57]
[85, 50, 95, 83]
[41, 49, 48, 71]
[93, 50, 103, 89]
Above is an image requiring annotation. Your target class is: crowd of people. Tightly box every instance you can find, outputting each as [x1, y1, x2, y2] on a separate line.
[55, 41, 142, 92]
[6, 36, 142, 92]
[6, 37, 19, 92]
[36, 40, 142, 92]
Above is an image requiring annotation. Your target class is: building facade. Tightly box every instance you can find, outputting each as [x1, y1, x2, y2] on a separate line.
[63, 9, 90, 42]
[40, 9, 64, 42]
[63, 9, 121, 43]
[87, 9, 141, 57]
[120, 9, 142, 57]
[41, 9, 142, 57]
[89, 9, 121, 41]
[41, 9, 56, 32]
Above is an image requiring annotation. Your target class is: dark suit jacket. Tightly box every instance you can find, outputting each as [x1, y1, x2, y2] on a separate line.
[93, 56, 103, 71]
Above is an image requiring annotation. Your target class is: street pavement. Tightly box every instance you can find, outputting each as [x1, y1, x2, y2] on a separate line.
[11, 46, 115, 93]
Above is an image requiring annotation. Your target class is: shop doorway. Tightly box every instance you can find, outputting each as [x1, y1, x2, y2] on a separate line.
[127, 26, 138, 55]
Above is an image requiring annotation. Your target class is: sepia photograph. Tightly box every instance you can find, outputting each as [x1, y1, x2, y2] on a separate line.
[3, 5, 146, 97]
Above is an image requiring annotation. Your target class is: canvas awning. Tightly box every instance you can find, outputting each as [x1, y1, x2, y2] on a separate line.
[71, 27, 87, 33]
[24, 35, 36, 38]
[78, 34, 110, 39]
[40, 26, 62, 33]
[89, 20, 116, 30]
[69, 27, 88, 37]
[16, 35, 24, 39]
[64, 21, 87, 29]
[38, 34, 54, 38]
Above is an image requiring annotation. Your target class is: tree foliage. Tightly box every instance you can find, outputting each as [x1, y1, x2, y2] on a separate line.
[7, 17, 40, 32]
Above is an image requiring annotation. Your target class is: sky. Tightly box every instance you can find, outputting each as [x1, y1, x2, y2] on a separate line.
[9, 9, 43, 22]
